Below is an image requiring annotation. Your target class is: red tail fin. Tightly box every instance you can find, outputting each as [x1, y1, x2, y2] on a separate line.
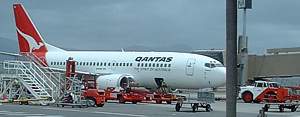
[13, 3, 48, 66]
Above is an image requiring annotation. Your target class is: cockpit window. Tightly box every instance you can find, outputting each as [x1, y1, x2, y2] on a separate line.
[205, 63, 210, 68]
[215, 64, 224, 67]
[204, 63, 224, 68]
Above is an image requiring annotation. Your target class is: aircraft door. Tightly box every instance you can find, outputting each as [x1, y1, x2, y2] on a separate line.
[204, 63, 212, 87]
[186, 58, 195, 76]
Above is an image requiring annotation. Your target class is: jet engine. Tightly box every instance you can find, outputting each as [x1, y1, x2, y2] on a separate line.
[96, 74, 135, 90]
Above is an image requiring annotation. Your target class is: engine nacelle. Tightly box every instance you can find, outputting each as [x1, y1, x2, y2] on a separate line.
[96, 74, 135, 90]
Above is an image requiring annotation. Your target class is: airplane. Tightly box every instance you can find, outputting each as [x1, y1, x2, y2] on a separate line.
[13, 3, 226, 90]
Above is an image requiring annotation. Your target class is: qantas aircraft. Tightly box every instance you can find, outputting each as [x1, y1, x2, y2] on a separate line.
[13, 3, 226, 90]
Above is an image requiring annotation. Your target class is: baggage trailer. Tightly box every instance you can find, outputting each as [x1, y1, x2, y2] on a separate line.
[175, 91, 214, 112]
[153, 93, 176, 104]
[263, 102, 300, 112]
[105, 87, 118, 101]
[261, 86, 300, 112]
[117, 88, 145, 104]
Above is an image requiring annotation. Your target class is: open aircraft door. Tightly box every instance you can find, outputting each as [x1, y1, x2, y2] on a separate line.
[185, 58, 195, 76]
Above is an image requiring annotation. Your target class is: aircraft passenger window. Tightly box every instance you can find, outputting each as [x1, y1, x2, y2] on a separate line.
[130, 63, 133, 66]
[141, 63, 144, 67]
[83, 62, 85, 66]
[112, 63, 115, 66]
[164, 64, 167, 67]
[153, 63, 155, 67]
[157, 63, 159, 67]
[103, 63, 106, 66]
[119, 63, 122, 66]
[149, 63, 151, 67]
[108, 63, 111, 66]
[160, 64, 163, 67]
[145, 63, 147, 67]
[168, 64, 171, 67]
[126, 63, 129, 66]
[93, 62, 96, 66]
[89, 62, 92, 66]
[97, 62, 99, 66]
[100, 62, 103, 66]
[50, 62, 53, 65]
[123, 63, 126, 66]
[79, 62, 82, 66]
[137, 63, 140, 67]
[116, 63, 119, 66]
[60, 62, 62, 65]
[63, 62, 65, 65]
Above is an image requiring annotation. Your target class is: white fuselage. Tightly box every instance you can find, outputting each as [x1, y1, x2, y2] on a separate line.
[46, 51, 226, 89]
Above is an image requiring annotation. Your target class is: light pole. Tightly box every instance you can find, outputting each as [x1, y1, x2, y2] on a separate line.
[238, 0, 252, 85]
[226, 0, 237, 117]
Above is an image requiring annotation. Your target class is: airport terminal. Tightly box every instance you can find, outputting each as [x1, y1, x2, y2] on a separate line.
[1, 1, 300, 117]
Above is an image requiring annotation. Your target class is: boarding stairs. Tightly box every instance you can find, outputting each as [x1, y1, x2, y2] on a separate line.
[2, 60, 59, 104]
[25, 53, 65, 99]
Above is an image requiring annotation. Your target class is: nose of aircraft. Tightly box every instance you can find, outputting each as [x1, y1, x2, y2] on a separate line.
[214, 67, 226, 87]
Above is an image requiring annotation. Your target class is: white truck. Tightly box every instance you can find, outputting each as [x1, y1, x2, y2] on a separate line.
[239, 81, 279, 103]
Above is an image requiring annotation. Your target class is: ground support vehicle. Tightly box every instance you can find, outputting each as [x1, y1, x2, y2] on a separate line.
[57, 59, 105, 108]
[153, 93, 177, 104]
[262, 102, 300, 112]
[82, 89, 105, 107]
[175, 91, 214, 112]
[239, 81, 284, 103]
[82, 75, 105, 107]
[56, 92, 89, 108]
[117, 89, 145, 104]
[261, 86, 300, 112]
[104, 87, 119, 101]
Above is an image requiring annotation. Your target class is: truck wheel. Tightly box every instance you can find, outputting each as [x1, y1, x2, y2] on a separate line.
[156, 100, 162, 104]
[97, 103, 104, 107]
[242, 92, 253, 103]
[206, 104, 212, 112]
[279, 105, 284, 112]
[175, 103, 181, 112]
[132, 101, 137, 104]
[264, 104, 269, 112]
[291, 105, 296, 112]
[119, 96, 125, 104]
[87, 98, 96, 107]
[166, 101, 172, 104]
[192, 104, 197, 112]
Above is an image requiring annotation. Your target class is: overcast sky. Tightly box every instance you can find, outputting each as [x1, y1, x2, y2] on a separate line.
[0, 0, 300, 54]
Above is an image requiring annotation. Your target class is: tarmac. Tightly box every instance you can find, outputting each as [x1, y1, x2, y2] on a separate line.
[0, 101, 299, 117]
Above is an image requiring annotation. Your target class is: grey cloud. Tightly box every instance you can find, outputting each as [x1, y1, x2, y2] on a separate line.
[0, 0, 299, 54]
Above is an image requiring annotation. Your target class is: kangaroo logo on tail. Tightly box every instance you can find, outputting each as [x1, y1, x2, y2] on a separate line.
[17, 28, 44, 53]
[13, 3, 49, 66]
